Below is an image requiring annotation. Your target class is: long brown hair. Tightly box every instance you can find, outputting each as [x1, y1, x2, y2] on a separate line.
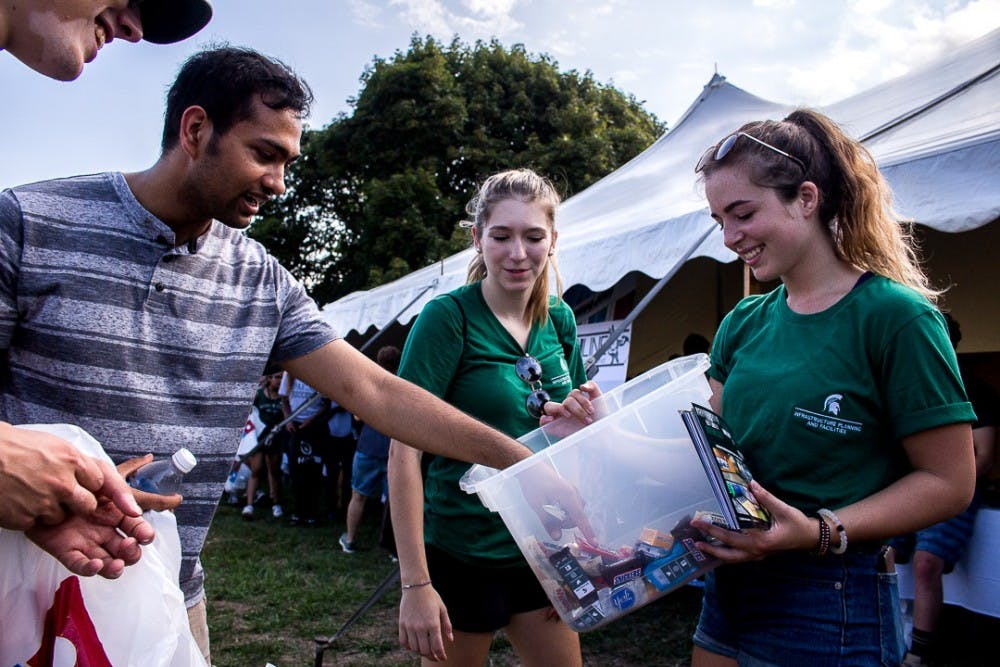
[463, 169, 564, 324]
[698, 108, 938, 302]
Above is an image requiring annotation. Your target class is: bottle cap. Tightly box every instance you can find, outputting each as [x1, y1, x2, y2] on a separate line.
[172, 447, 198, 473]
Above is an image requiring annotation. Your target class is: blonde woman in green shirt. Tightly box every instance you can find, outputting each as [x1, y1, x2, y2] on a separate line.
[390, 169, 599, 665]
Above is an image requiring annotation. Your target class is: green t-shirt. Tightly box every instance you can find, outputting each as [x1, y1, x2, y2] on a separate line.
[709, 275, 975, 514]
[399, 282, 587, 565]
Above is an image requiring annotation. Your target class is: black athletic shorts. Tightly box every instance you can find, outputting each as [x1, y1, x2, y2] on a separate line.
[425, 543, 551, 633]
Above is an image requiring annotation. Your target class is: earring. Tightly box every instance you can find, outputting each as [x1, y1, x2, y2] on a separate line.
[475, 247, 482, 254]
[548, 250, 554, 256]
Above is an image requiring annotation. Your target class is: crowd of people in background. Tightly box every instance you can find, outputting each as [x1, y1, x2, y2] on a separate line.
[232, 345, 401, 551]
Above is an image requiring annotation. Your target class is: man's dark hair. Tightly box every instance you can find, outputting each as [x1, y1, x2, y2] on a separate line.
[161, 45, 313, 151]
[376, 345, 401, 375]
[682, 333, 710, 356]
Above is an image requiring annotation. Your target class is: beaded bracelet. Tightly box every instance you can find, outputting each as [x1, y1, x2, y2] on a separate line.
[818, 508, 848, 555]
[812, 515, 831, 556]
[401, 580, 433, 590]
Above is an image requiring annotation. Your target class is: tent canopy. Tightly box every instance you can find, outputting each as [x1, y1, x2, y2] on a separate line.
[321, 29, 1000, 337]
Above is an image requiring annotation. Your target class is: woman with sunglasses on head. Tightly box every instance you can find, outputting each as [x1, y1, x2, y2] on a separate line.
[389, 169, 598, 665]
[689, 109, 976, 667]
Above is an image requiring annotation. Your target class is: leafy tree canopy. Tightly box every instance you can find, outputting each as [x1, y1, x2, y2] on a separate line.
[252, 35, 665, 306]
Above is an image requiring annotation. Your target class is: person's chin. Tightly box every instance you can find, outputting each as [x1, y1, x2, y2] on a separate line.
[218, 214, 254, 230]
[28, 53, 85, 81]
[749, 266, 776, 283]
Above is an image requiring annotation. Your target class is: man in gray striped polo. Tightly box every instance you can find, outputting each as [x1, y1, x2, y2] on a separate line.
[0, 2, 218, 577]
[0, 46, 563, 659]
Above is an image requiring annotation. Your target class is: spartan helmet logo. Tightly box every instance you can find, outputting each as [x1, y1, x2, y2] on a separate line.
[823, 394, 844, 416]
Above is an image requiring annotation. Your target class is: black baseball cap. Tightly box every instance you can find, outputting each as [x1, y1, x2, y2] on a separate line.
[140, 0, 214, 44]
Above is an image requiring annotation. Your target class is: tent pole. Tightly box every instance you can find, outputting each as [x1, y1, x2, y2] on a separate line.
[585, 225, 715, 378]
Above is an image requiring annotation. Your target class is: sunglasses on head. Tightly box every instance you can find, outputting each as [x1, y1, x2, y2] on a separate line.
[515, 355, 550, 419]
[695, 131, 806, 174]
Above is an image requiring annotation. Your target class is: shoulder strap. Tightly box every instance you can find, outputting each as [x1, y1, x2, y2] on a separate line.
[549, 302, 578, 367]
[444, 293, 468, 343]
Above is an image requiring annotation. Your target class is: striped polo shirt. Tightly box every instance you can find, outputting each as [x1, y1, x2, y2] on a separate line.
[0, 172, 337, 605]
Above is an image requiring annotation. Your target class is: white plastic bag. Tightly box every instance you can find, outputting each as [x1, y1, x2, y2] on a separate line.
[223, 460, 252, 495]
[0, 424, 206, 667]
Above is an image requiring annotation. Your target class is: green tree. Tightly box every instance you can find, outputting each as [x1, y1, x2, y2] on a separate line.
[252, 36, 665, 306]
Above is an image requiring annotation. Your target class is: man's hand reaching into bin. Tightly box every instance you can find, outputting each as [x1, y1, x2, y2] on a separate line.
[519, 462, 595, 541]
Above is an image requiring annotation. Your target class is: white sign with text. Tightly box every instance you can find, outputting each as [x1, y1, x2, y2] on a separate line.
[577, 320, 632, 392]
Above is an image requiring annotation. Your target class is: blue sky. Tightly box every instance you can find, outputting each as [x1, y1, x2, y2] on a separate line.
[1, 0, 997, 188]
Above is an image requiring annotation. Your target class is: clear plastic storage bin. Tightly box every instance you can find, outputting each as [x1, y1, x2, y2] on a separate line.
[460, 353, 724, 631]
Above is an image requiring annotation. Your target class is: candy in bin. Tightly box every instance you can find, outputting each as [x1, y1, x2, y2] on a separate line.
[576, 533, 626, 562]
[643, 515, 718, 593]
[634, 527, 675, 561]
[548, 545, 600, 608]
[569, 601, 606, 631]
[607, 577, 649, 615]
[600, 554, 645, 587]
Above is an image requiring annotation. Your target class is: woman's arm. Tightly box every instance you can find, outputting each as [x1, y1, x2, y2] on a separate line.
[694, 381, 976, 560]
[695, 423, 975, 561]
[831, 422, 974, 543]
[388, 439, 452, 661]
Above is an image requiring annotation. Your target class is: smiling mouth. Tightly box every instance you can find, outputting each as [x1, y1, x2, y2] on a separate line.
[738, 245, 764, 262]
[243, 193, 269, 210]
[94, 18, 111, 50]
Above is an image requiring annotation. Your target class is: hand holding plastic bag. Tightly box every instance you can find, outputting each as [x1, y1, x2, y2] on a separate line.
[0, 424, 206, 667]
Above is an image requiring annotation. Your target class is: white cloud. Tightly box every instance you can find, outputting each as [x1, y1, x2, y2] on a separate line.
[593, 0, 627, 16]
[389, 0, 523, 39]
[752, 0, 798, 8]
[547, 30, 581, 57]
[463, 0, 520, 15]
[349, 0, 385, 28]
[609, 67, 641, 85]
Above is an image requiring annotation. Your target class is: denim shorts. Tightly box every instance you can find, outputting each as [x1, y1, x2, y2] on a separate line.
[692, 550, 903, 666]
[350, 450, 388, 499]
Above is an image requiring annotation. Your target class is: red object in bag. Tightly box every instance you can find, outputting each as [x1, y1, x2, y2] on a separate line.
[28, 576, 113, 667]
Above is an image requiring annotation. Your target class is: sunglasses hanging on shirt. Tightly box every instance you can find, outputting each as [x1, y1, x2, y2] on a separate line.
[515, 355, 551, 419]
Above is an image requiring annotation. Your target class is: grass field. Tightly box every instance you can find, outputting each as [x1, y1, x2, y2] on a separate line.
[202, 499, 700, 666]
[202, 499, 999, 666]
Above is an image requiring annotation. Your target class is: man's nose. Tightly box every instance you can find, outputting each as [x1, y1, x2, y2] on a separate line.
[115, 5, 144, 43]
[263, 167, 286, 196]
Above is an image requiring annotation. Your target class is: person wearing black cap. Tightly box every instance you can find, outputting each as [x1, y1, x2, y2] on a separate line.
[0, 0, 212, 81]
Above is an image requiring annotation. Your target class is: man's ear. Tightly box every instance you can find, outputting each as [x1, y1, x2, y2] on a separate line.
[798, 181, 820, 217]
[178, 106, 212, 159]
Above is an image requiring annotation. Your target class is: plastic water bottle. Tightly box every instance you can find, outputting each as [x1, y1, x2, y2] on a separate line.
[128, 448, 198, 495]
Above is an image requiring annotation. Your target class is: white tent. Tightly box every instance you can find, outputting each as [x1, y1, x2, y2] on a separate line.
[321, 29, 1000, 342]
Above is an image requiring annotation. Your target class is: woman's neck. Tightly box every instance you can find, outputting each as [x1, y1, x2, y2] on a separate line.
[783, 255, 863, 314]
[481, 279, 531, 323]
[481, 279, 533, 348]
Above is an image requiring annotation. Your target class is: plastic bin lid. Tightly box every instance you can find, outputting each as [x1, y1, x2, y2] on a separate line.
[460, 353, 710, 495]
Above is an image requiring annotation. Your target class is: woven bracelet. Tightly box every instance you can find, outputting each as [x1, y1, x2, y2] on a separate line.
[818, 508, 848, 555]
[812, 515, 831, 556]
[401, 580, 432, 590]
